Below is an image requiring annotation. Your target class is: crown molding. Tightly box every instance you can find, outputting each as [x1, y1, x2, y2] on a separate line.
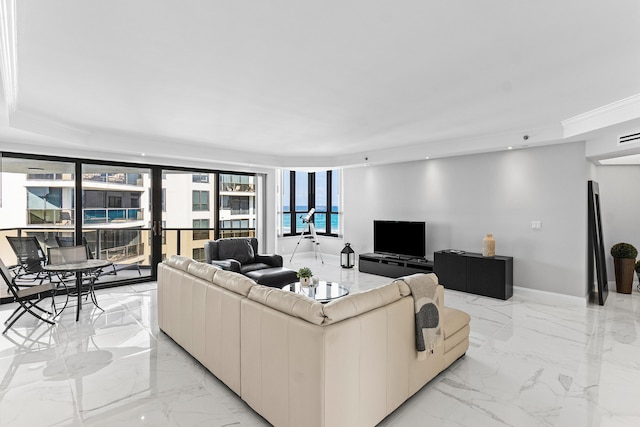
[562, 93, 640, 138]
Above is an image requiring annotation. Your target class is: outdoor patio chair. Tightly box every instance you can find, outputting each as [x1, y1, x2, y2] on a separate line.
[55, 236, 137, 277]
[1, 258, 60, 334]
[5, 236, 49, 284]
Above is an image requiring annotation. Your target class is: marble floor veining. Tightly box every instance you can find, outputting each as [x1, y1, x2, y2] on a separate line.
[1, 253, 640, 426]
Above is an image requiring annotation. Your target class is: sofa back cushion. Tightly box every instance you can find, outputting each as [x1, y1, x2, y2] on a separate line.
[165, 255, 194, 272]
[247, 285, 326, 325]
[187, 261, 222, 282]
[211, 268, 256, 296]
[218, 239, 255, 264]
[322, 281, 402, 325]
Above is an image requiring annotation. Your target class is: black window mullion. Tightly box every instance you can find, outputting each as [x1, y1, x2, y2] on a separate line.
[326, 170, 333, 237]
[288, 170, 295, 236]
[308, 172, 315, 213]
[214, 172, 220, 240]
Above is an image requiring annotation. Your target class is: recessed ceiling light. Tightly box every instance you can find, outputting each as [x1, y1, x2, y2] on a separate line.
[425, 156, 430, 160]
[507, 146, 513, 150]
[141, 153, 146, 156]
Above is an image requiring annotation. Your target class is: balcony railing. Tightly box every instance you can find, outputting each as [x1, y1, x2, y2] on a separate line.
[0, 226, 254, 278]
[84, 208, 144, 224]
[99, 242, 145, 262]
[220, 183, 255, 192]
[28, 209, 74, 225]
[82, 173, 143, 186]
[28, 208, 144, 225]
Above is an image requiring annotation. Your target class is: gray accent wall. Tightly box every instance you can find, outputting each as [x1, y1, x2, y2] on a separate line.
[343, 141, 589, 298]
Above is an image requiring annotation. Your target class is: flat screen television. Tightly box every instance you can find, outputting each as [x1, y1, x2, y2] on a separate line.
[373, 220, 426, 259]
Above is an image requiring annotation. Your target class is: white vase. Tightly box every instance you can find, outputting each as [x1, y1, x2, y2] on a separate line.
[300, 277, 311, 287]
[482, 234, 495, 257]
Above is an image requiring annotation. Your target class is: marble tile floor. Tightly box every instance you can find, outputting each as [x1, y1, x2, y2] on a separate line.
[1, 253, 639, 426]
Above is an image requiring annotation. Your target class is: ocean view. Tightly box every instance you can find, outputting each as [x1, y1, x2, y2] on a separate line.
[282, 206, 339, 233]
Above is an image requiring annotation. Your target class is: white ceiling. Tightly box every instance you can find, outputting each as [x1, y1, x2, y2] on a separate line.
[1, 1, 640, 168]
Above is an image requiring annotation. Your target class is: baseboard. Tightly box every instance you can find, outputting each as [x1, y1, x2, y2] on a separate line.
[513, 286, 587, 307]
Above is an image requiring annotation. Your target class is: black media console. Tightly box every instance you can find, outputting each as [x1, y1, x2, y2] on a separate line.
[358, 253, 434, 278]
[433, 250, 513, 300]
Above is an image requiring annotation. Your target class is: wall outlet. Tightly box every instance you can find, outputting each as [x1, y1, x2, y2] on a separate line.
[531, 221, 541, 230]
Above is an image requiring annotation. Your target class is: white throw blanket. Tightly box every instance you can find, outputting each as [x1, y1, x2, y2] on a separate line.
[395, 274, 443, 360]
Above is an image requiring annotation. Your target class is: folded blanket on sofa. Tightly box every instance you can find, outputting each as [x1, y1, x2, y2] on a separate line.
[395, 274, 443, 360]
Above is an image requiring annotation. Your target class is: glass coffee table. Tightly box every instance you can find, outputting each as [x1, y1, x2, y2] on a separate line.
[282, 281, 349, 303]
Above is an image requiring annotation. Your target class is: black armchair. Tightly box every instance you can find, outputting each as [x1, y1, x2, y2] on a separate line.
[204, 238, 282, 274]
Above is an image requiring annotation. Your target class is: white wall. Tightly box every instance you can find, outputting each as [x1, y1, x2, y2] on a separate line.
[343, 142, 589, 298]
[262, 170, 278, 254]
[594, 165, 640, 282]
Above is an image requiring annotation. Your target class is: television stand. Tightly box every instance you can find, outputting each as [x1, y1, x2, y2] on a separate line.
[358, 253, 433, 278]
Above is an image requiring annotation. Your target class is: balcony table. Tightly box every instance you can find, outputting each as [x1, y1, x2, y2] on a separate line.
[44, 259, 112, 321]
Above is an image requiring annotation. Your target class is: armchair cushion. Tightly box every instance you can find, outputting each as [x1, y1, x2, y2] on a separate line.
[240, 263, 272, 274]
[211, 259, 242, 273]
[218, 239, 255, 264]
[254, 253, 283, 268]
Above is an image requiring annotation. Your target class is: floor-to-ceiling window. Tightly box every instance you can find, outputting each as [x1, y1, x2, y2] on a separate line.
[80, 163, 153, 281]
[1, 152, 263, 300]
[0, 157, 76, 277]
[219, 173, 256, 239]
[160, 169, 258, 261]
[282, 169, 340, 237]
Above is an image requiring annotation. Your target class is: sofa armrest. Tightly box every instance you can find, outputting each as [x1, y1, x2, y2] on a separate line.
[211, 259, 242, 273]
[254, 254, 283, 268]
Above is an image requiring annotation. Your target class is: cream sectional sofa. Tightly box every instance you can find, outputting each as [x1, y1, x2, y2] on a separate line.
[158, 255, 470, 427]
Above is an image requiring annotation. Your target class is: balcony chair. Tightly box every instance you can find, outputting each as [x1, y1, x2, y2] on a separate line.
[47, 245, 102, 312]
[1, 258, 61, 334]
[55, 235, 141, 278]
[5, 236, 50, 284]
[55, 236, 112, 278]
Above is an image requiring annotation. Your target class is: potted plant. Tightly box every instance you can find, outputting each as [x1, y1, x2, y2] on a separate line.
[297, 267, 313, 287]
[610, 242, 637, 294]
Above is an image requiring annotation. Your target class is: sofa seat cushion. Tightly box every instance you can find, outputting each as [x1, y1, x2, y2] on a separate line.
[247, 284, 326, 325]
[240, 263, 272, 274]
[244, 267, 298, 288]
[218, 239, 255, 264]
[322, 282, 402, 325]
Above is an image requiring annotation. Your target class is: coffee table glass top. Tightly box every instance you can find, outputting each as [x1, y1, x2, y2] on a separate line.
[282, 280, 349, 303]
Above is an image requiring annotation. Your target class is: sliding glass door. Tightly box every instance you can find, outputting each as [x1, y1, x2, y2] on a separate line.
[1, 152, 262, 299]
[160, 170, 258, 262]
[79, 163, 153, 282]
[0, 157, 76, 284]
